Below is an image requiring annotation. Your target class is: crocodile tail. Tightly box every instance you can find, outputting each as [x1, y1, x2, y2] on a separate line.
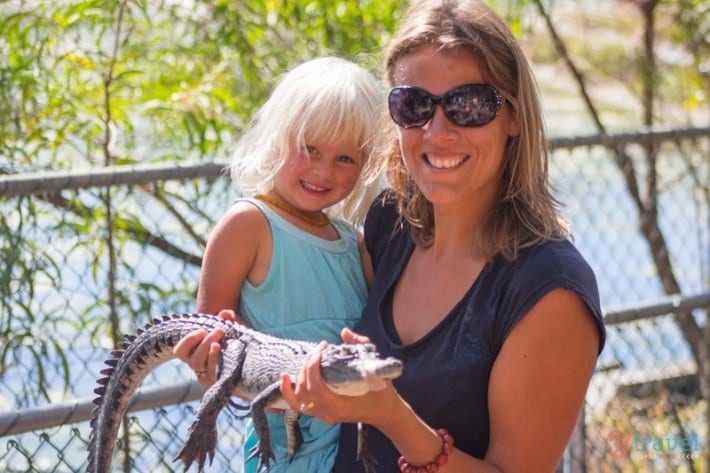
[86, 313, 238, 473]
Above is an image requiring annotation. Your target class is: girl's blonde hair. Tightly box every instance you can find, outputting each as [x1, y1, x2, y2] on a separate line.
[229, 56, 385, 225]
[375, 0, 569, 260]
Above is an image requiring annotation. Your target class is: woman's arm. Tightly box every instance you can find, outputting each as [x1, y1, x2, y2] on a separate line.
[280, 288, 600, 472]
[483, 287, 599, 471]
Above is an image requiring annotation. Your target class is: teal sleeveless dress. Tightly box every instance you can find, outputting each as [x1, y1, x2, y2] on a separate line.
[238, 198, 367, 473]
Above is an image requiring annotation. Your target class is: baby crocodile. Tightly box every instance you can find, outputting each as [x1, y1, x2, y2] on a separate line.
[87, 312, 402, 472]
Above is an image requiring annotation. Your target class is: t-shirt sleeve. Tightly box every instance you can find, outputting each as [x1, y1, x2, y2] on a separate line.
[491, 241, 605, 355]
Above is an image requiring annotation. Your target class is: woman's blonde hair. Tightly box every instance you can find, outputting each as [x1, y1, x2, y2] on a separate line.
[230, 56, 384, 225]
[375, 0, 569, 260]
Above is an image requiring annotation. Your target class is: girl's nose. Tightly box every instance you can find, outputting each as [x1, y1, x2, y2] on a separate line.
[311, 157, 335, 180]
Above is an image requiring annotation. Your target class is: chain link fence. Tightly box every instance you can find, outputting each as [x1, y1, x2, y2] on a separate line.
[0, 127, 708, 472]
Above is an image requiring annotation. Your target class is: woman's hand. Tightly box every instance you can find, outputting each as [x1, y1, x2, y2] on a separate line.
[279, 328, 399, 427]
[173, 309, 237, 386]
[279, 341, 360, 424]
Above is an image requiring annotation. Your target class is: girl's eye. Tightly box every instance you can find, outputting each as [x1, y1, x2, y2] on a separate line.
[305, 145, 320, 156]
[337, 155, 355, 164]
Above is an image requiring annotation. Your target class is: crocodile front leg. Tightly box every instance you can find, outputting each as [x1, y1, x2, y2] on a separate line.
[175, 340, 247, 472]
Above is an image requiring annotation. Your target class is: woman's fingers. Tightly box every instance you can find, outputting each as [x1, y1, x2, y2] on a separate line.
[280, 342, 326, 408]
[280, 373, 299, 411]
[303, 342, 327, 392]
[341, 327, 371, 344]
[282, 342, 354, 422]
[279, 340, 399, 426]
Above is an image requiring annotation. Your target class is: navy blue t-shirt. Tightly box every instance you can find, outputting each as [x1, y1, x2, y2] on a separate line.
[333, 193, 606, 472]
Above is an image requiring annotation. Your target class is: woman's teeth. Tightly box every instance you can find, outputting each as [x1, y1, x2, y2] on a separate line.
[427, 156, 466, 169]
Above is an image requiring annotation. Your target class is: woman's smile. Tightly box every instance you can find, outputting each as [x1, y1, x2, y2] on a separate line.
[423, 152, 470, 170]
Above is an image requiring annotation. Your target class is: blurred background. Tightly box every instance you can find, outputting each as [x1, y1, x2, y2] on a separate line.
[0, 0, 707, 471]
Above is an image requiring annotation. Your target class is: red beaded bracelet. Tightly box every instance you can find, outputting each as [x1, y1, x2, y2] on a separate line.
[397, 428, 454, 473]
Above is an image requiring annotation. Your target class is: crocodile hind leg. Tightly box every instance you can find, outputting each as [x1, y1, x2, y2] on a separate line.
[246, 381, 299, 471]
[283, 408, 303, 462]
[175, 339, 246, 472]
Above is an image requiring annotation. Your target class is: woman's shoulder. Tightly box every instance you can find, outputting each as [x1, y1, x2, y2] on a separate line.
[485, 239, 599, 309]
[482, 239, 601, 320]
[511, 239, 596, 286]
[482, 239, 605, 355]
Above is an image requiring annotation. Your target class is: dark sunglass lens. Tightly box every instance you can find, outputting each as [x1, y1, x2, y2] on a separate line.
[388, 87, 434, 128]
[444, 85, 501, 126]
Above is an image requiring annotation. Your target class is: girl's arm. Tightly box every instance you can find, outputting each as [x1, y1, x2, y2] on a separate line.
[174, 201, 270, 385]
[280, 288, 600, 472]
[196, 201, 271, 315]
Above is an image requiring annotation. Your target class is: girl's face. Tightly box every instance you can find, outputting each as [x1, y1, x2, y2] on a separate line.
[272, 139, 364, 212]
[390, 45, 519, 211]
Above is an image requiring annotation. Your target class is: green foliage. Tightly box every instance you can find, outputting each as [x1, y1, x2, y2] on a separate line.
[527, 0, 707, 126]
[664, 0, 709, 111]
[0, 0, 403, 174]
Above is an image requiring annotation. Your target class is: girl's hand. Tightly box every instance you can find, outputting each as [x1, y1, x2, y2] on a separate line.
[173, 310, 237, 386]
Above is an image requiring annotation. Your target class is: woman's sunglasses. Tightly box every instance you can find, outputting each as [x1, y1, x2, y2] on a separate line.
[388, 83, 504, 129]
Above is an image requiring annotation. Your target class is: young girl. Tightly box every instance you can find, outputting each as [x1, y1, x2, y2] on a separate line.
[173, 56, 383, 472]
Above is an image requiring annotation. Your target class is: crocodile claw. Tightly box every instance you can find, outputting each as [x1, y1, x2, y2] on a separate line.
[174, 425, 217, 472]
[246, 442, 276, 472]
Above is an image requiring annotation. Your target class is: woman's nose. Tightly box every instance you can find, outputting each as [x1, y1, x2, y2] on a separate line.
[423, 106, 457, 139]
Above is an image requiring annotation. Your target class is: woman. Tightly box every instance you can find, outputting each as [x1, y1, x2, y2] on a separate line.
[280, 1, 606, 471]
